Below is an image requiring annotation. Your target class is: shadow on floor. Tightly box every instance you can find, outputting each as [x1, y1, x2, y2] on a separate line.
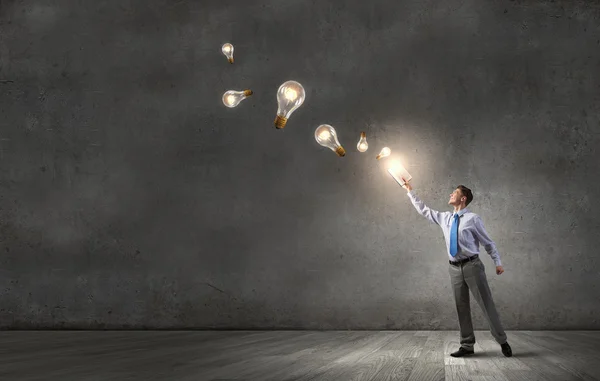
[461, 350, 537, 358]
[511, 351, 537, 358]
[466, 352, 492, 358]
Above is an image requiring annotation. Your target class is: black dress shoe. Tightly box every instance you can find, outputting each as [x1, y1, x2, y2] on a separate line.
[501, 342, 512, 357]
[450, 347, 475, 357]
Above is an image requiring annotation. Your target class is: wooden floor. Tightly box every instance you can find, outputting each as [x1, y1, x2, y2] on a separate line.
[0, 331, 599, 381]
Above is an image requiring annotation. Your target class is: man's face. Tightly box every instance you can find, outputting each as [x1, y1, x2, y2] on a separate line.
[448, 188, 465, 206]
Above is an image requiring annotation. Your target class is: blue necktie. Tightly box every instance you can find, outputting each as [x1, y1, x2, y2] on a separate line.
[450, 214, 459, 257]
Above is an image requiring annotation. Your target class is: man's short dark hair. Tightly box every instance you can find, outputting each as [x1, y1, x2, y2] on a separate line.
[457, 185, 473, 206]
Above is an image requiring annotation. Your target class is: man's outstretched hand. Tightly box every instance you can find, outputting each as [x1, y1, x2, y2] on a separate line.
[496, 266, 504, 275]
[401, 178, 412, 192]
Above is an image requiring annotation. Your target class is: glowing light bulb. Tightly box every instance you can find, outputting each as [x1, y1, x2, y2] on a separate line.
[315, 124, 346, 157]
[387, 159, 413, 185]
[222, 89, 253, 108]
[357, 131, 368, 152]
[274, 80, 305, 129]
[222, 43, 234, 63]
[376, 147, 391, 160]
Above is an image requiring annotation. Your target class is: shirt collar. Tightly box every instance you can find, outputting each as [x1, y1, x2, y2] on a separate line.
[454, 208, 469, 217]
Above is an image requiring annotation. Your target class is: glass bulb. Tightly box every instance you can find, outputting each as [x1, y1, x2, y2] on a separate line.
[274, 80, 305, 129]
[376, 147, 391, 160]
[222, 43, 234, 63]
[222, 89, 252, 108]
[388, 159, 413, 184]
[357, 131, 368, 152]
[315, 124, 346, 157]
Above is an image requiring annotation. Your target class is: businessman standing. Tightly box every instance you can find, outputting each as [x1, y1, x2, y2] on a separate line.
[400, 180, 512, 357]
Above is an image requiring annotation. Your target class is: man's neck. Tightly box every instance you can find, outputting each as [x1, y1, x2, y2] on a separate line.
[453, 205, 466, 213]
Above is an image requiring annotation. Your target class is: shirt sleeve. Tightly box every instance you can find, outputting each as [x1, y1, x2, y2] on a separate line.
[474, 216, 502, 267]
[406, 190, 445, 226]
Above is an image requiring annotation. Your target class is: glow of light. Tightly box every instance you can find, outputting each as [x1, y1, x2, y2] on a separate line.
[318, 130, 331, 140]
[285, 89, 298, 101]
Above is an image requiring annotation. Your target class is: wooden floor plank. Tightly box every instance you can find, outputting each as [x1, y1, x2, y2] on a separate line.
[405, 331, 446, 381]
[0, 330, 598, 381]
[444, 331, 466, 366]
[446, 365, 475, 381]
[289, 331, 376, 381]
[375, 357, 418, 381]
[463, 342, 509, 380]
[499, 332, 586, 381]
[513, 331, 597, 381]
[259, 332, 356, 381]
[296, 332, 397, 381]
[380, 331, 427, 358]
[476, 336, 530, 370]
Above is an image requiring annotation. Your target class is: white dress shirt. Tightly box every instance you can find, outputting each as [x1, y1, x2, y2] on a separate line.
[406, 190, 502, 266]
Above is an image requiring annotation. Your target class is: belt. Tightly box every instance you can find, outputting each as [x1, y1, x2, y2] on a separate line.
[449, 254, 479, 266]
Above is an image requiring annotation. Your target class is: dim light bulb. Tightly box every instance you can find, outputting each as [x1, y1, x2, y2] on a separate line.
[222, 89, 253, 108]
[274, 80, 305, 129]
[376, 147, 391, 160]
[315, 124, 346, 157]
[357, 131, 368, 152]
[222, 43, 234, 63]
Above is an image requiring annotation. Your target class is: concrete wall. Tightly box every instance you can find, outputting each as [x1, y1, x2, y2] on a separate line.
[1, 0, 599, 329]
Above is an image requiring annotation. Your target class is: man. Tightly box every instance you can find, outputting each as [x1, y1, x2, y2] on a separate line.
[400, 180, 512, 357]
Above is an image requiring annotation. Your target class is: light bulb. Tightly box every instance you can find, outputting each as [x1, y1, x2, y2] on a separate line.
[315, 124, 346, 157]
[222, 43, 234, 63]
[376, 147, 391, 160]
[357, 131, 368, 152]
[388, 159, 413, 185]
[222, 89, 253, 108]
[274, 80, 305, 129]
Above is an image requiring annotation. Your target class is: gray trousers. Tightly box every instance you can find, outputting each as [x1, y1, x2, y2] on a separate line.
[448, 257, 507, 349]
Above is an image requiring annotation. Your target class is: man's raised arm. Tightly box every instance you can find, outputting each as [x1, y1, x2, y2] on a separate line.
[401, 181, 445, 226]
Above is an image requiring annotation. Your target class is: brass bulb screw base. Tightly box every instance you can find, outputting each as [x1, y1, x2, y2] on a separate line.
[360, 131, 366, 138]
[376, 154, 382, 160]
[228, 57, 234, 64]
[274, 115, 288, 129]
[243, 89, 253, 96]
[335, 146, 346, 157]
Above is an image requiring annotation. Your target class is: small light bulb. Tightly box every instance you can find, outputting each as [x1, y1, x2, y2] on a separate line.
[274, 81, 305, 129]
[387, 159, 413, 185]
[222, 89, 253, 108]
[222, 43, 234, 63]
[376, 147, 391, 160]
[315, 124, 345, 157]
[357, 132, 368, 152]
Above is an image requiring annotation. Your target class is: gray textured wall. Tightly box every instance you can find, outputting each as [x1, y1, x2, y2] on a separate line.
[1, 0, 599, 329]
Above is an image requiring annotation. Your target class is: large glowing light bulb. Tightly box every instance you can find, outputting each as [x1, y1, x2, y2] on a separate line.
[315, 124, 346, 157]
[357, 132, 368, 152]
[376, 147, 391, 160]
[222, 43, 234, 63]
[222, 89, 253, 108]
[274, 80, 305, 129]
[387, 159, 413, 186]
